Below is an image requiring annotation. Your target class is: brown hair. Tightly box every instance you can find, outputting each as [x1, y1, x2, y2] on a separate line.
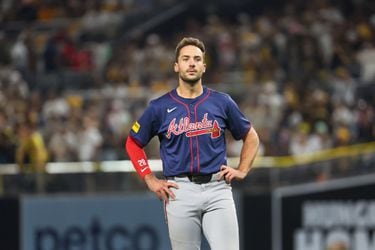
[175, 37, 206, 62]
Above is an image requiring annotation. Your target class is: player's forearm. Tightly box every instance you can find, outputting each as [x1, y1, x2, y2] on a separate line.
[237, 127, 259, 175]
[125, 135, 152, 178]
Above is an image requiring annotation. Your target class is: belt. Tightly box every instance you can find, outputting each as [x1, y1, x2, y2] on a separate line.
[166, 172, 218, 184]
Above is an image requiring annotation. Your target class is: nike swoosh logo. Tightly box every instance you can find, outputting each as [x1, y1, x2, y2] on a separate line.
[167, 107, 177, 113]
[141, 167, 149, 172]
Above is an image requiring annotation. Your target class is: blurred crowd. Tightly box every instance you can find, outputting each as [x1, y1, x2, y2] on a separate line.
[1, 0, 167, 21]
[0, 0, 374, 171]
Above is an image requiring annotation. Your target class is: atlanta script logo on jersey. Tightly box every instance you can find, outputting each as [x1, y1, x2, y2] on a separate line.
[166, 113, 221, 139]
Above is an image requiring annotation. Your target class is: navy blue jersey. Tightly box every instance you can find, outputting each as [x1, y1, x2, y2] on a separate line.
[130, 86, 251, 177]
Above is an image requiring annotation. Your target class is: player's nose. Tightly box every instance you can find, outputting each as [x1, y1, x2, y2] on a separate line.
[188, 61, 196, 68]
[187, 58, 196, 66]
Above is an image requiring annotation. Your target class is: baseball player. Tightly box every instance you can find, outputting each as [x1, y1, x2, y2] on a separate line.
[126, 37, 259, 250]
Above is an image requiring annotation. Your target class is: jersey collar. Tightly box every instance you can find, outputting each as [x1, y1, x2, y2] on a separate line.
[171, 86, 210, 104]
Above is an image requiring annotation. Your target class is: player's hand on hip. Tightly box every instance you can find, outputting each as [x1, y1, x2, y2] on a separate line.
[144, 174, 179, 203]
[219, 165, 247, 184]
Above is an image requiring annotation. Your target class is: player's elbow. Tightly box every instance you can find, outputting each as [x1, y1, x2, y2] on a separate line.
[125, 135, 133, 154]
[125, 135, 142, 154]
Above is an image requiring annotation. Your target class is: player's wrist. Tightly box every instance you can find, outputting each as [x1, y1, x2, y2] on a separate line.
[144, 173, 156, 184]
[237, 167, 249, 178]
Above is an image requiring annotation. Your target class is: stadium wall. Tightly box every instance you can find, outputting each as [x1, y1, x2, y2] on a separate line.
[1, 168, 375, 249]
[272, 173, 375, 250]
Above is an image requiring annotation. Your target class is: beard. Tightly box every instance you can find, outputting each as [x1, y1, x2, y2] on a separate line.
[180, 72, 202, 85]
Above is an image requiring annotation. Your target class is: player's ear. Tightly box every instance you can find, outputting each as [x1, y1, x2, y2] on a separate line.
[174, 62, 179, 73]
[203, 63, 206, 73]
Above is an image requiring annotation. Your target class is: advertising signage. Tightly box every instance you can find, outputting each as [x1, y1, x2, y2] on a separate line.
[20, 194, 171, 250]
[272, 173, 375, 250]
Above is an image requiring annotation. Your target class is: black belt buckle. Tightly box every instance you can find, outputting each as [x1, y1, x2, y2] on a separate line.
[188, 174, 212, 184]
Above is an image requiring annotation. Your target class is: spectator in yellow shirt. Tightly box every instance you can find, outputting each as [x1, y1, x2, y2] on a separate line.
[16, 121, 48, 173]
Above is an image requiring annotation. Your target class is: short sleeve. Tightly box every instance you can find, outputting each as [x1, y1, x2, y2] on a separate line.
[129, 102, 159, 147]
[225, 95, 251, 140]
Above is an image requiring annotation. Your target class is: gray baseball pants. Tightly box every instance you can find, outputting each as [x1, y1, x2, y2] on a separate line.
[165, 173, 239, 250]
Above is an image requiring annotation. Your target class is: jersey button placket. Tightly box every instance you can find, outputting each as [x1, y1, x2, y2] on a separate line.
[189, 105, 194, 120]
[190, 105, 198, 173]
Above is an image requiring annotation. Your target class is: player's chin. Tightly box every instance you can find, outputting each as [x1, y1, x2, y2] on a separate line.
[181, 75, 201, 84]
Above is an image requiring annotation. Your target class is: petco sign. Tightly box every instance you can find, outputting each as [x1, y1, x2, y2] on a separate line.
[20, 195, 170, 250]
[34, 217, 158, 250]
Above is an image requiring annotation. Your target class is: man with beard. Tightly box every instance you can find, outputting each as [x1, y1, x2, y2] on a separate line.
[126, 37, 259, 250]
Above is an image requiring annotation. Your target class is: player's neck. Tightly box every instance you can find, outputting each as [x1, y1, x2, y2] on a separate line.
[177, 82, 203, 99]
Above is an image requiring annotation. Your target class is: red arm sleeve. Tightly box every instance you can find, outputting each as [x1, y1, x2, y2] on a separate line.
[125, 135, 152, 179]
